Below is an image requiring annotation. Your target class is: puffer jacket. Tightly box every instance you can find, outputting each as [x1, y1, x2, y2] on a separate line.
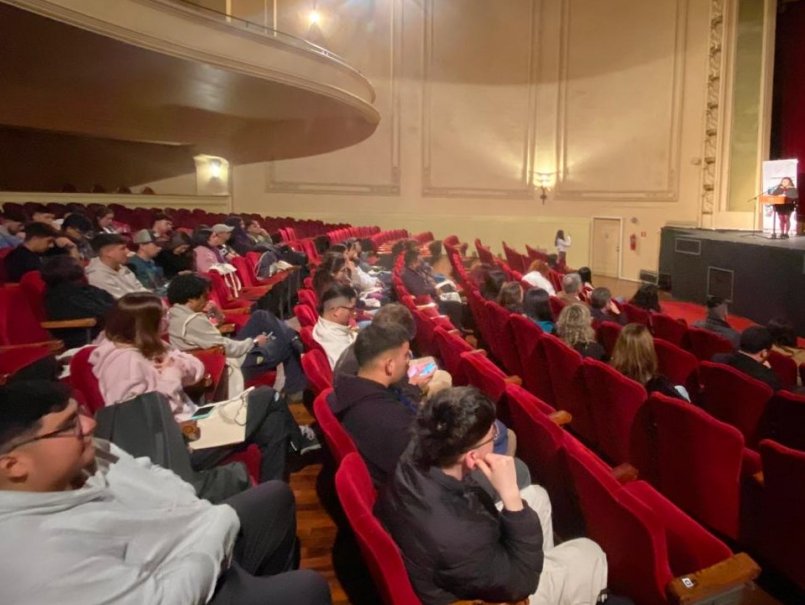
[375, 450, 544, 605]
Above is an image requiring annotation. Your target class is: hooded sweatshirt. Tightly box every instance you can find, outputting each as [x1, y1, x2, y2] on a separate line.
[90, 338, 205, 421]
[85, 257, 148, 300]
[312, 316, 357, 369]
[168, 303, 252, 395]
[332, 373, 415, 486]
[0, 440, 239, 605]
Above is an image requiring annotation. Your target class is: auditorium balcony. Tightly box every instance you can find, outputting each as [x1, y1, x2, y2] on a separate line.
[0, 0, 379, 190]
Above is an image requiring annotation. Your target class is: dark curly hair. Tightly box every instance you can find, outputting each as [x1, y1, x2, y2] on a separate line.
[411, 386, 496, 469]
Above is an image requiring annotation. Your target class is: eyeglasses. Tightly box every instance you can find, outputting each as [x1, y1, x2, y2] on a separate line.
[1, 414, 85, 455]
[467, 422, 499, 452]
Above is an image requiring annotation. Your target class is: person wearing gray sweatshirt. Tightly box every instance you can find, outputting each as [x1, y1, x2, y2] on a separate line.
[0, 380, 330, 605]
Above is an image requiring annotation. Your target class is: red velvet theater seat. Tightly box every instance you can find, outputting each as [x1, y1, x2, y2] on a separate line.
[755, 439, 805, 591]
[582, 358, 647, 465]
[686, 327, 734, 360]
[301, 349, 333, 397]
[566, 443, 757, 605]
[630, 393, 760, 541]
[653, 338, 700, 399]
[313, 388, 357, 466]
[540, 334, 590, 443]
[699, 361, 773, 447]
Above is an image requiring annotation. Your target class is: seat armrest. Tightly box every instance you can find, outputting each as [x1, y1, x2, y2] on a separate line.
[223, 307, 251, 316]
[467, 348, 488, 357]
[450, 599, 528, 605]
[666, 552, 761, 605]
[41, 318, 97, 329]
[612, 463, 639, 484]
[0, 340, 64, 354]
[187, 345, 226, 356]
[218, 323, 236, 335]
[548, 410, 572, 426]
[503, 375, 522, 386]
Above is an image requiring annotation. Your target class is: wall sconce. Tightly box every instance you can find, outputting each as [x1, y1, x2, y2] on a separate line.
[535, 172, 553, 204]
[210, 160, 222, 179]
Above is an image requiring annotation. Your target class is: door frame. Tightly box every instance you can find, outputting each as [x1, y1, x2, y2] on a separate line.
[589, 216, 623, 279]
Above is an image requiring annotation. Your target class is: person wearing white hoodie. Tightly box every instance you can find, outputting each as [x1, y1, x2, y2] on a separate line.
[85, 233, 149, 300]
[0, 380, 331, 605]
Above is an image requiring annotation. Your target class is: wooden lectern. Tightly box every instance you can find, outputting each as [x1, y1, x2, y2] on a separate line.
[759, 194, 787, 237]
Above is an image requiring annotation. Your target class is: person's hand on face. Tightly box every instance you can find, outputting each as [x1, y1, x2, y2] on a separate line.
[473, 452, 523, 512]
[253, 334, 268, 347]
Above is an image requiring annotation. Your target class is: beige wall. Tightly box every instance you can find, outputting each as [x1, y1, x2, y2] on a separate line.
[147, 0, 757, 280]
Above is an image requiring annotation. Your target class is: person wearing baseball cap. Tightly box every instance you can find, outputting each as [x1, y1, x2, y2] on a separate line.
[127, 229, 167, 295]
[211, 223, 239, 262]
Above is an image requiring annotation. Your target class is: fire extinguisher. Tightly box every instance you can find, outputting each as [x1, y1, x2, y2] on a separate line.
[629, 233, 638, 251]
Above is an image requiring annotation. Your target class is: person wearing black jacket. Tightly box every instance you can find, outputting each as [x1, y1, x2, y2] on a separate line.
[712, 326, 783, 391]
[41, 255, 114, 348]
[376, 387, 607, 605]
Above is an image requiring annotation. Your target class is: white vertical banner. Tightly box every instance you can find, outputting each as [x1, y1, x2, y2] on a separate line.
[761, 159, 798, 232]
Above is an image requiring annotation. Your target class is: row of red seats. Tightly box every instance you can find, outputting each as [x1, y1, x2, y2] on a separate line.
[402, 236, 805, 595]
[326, 225, 381, 244]
[384, 257, 765, 603]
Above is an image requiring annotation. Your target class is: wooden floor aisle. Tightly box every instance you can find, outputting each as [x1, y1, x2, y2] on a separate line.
[290, 402, 350, 605]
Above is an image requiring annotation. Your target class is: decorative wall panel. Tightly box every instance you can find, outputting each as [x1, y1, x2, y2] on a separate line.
[555, 0, 687, 200]
[421, 0, 539, 198]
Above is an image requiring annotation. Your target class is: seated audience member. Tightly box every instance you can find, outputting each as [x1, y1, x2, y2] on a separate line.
[126, 229, 167, 295]
[4, 222, 69, 282]
[523, 287, 555, 333]
[427, 239, 452, 280]
[85, 234, 148, 299]
[94, 207, 118, 234]
[213, 223, 239, 261]
[712, 326, 783, 392]
[225, 216, 254, 255]
[333, 303, 452, 400]
[41, 256, 114, 349]
[589, 286, 626, 325]
[151, 212, 173, 245]
[401, 248, 466, 329]
[156, 231, 195, 279]
[28, 203, 56, 226]
[497, 281, 524, 313]
[577, 266, 594, 300]
[193, 227, 226, 273]
[91, 292, 313, 479]
[546, 253, 560, 269]
[312, 253, 351, 298]
[558, 272, 583, 305]
[611, 324, 690, 401]
[331, 323, 418, 486]
[480, 269, 506, 301]
[334, 325, 510, 487]
[313, 284, 359, 368]
[0, 208, 26, 249]
[167, 274, 308, 398]
[0, 380, 332, 605]
[693, 296, 740, 350]
[60, 213, 95, 260]
[522, 259, 556, 296]
[246, 219, 273, 247]
[629, 282, 662, 312]
[767, 317, 805, 368]
[345, 238, 381, 293]
[376, 387, 608, 605]
[556, 303, 606, 360]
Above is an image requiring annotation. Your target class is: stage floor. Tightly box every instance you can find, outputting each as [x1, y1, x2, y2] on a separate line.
[659, 227, 805, 336]
[666, 227, 805, 250]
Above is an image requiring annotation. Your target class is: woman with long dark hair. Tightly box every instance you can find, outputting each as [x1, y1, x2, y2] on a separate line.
[523, 288, 555, 333]
[155, 231, 195, 279]
[90, 292, 313, 481]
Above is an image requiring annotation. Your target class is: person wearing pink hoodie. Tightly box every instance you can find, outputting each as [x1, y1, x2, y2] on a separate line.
[90, 292, 315, 482]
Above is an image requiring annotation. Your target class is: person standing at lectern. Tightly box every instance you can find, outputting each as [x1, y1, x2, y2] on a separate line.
[769, 176, 798, 239]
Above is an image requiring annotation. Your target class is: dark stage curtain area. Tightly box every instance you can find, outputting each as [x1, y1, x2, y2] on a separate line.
[772, 3, 805, 169]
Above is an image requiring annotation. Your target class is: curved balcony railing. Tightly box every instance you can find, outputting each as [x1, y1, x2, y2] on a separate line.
[171, 0, 362, 77]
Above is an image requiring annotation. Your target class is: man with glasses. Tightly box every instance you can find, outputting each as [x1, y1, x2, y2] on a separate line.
[0, 380, 331, 605]
[312, 283, 359, 368]
[377, 386, 608, 605]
